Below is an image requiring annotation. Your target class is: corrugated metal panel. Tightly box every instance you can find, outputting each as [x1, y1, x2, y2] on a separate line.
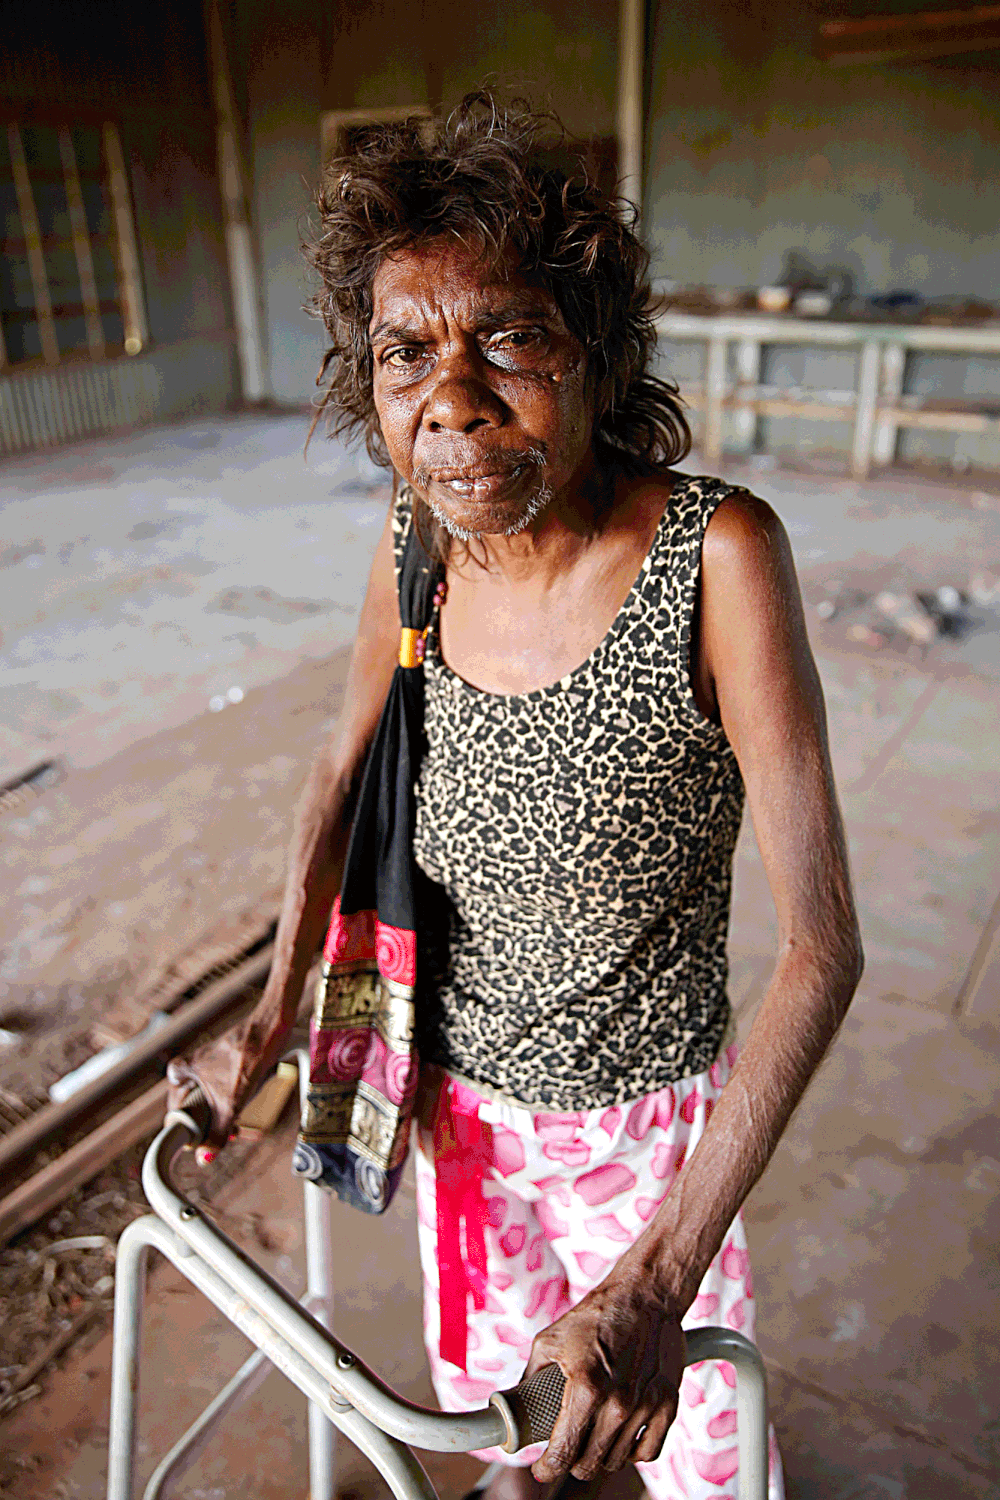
[0, 359, 161, 453]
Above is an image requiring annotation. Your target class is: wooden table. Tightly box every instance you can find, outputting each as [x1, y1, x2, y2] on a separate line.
[655, 310, 1000, 477]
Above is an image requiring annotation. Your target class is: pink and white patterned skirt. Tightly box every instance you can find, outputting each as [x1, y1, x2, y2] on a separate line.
[414, 1050, 784, 1500]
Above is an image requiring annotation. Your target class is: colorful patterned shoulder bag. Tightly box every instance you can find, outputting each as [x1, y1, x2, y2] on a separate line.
[292, 503, 444, 1212]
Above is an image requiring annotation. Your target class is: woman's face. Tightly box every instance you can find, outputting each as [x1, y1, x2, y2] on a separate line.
[369, 239, 596, 539]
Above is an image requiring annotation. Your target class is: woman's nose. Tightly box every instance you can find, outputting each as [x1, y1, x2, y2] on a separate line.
[423, 352, 506, 434]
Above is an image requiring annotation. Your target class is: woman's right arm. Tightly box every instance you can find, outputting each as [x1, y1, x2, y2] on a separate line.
[166, 497, 401, 1143]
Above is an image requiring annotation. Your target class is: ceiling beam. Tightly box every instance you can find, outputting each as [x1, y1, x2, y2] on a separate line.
[818, 4, 1000, 63]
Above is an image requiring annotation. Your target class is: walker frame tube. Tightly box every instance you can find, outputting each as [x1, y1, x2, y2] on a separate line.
[304, 1153, 336, 1500]
[108, 1093, 770, 1500]
[108, 1215, 438, 1500]
[131, 1050, 337, 1500]
[141, 1286, 329, 1500]
[136, 1116, 509, 1453]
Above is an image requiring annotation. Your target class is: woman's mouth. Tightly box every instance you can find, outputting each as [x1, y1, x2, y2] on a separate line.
[435, 463, 529, 501]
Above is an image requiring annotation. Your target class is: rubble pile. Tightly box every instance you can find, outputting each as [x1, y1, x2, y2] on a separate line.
[0, 1130, 262, 1425]
[0, 1147, 149, 1421]
[969, 566, 1000, 607]
[811, 567, 999, 655]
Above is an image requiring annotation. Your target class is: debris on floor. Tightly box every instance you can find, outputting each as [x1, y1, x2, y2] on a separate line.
[812, 580, 869, 625]
[0, 1155, 147, 1421]
[235, 1058, 299, 1141]
[0, 1129, 266, 1426]
[874, 591, 940, 647]
[969, 565, 1000, 605]
[808, 571, 997, 660]
[845, 622, 891, 649]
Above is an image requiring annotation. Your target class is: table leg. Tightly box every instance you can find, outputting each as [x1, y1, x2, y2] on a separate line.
[733, 338, 761, 452]
[872, 342, 905, 467]
[851, 339, 882, 479]
[705, 336, 727, 466]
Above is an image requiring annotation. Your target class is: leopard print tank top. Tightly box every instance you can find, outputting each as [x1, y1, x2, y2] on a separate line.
[395, 474, 745, 1111]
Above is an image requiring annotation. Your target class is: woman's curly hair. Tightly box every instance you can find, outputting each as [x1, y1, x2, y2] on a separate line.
[307, 91, 689, 481]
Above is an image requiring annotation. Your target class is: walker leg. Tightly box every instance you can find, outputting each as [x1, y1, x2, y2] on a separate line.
[107, 1218, 154, 1500]
[732, 1343, 768, 1500]
[304, 1176, 336, 1500]
[685, 1328, 769, 1500]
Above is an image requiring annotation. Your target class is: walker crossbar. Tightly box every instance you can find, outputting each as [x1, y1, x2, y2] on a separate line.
[107, 1069, 770, 1500]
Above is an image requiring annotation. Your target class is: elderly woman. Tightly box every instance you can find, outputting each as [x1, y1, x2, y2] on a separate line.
[170, 97, 861, 1500]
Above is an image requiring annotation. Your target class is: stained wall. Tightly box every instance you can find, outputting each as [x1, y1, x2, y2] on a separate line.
[238, 0, 1000, 470]
[646, 0, 1000, 467]
[233, 0, 620, 406]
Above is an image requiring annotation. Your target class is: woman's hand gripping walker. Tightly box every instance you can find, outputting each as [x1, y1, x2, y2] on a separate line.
[106, 1074, 770, 1500]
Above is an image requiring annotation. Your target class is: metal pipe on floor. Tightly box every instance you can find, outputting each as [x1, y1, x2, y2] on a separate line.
[0, 945, 273, 1184]
[0, 1081, 169, 1247]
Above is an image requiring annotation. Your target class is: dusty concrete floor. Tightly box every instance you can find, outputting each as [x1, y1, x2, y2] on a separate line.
[1, 415, 382, 1076]
[1, 417, 998, 1497]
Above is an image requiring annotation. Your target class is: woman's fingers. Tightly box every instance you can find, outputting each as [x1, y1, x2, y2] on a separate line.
[631, 1400, 675, 1465]
[520, 1339, 554, 1385]
[604, 1388, 676, 1470]
[522, 1276, 686, 1480]
[530, 1377, 597, 1482]
[535, 1377, 674, 1483]
[165, 1055, 233, 1147]
[533, 1374, 677, 1481]
[568, 1388, 634, 1479]
[602, 1403, 653, 1472]
[165, 1054, 199, 1107]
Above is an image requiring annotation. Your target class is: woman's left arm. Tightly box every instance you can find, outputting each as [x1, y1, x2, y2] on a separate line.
[528, 491, 863, 1482]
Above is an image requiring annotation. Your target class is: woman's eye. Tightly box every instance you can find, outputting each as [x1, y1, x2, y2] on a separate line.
[483, 330, 550, 367]
[384, 347, 424, 368]
[488, 329, 538, 351]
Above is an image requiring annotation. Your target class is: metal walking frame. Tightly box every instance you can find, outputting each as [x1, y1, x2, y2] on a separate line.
[107, 1055, 771, 1500]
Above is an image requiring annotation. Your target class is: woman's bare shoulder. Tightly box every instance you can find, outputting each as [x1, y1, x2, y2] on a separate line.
[703, 486, 788, 562]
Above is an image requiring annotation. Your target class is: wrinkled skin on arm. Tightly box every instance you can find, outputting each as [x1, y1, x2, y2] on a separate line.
[523, 491, 862, 1483]
[166, 500, 401, 1143]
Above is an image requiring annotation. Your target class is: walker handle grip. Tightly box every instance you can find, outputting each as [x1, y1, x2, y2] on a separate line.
[490, 1363, 567, 1452]
[164, 1084, 212, 1145]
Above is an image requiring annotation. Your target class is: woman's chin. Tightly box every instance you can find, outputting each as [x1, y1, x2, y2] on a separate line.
[423, 480, 550, 541]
